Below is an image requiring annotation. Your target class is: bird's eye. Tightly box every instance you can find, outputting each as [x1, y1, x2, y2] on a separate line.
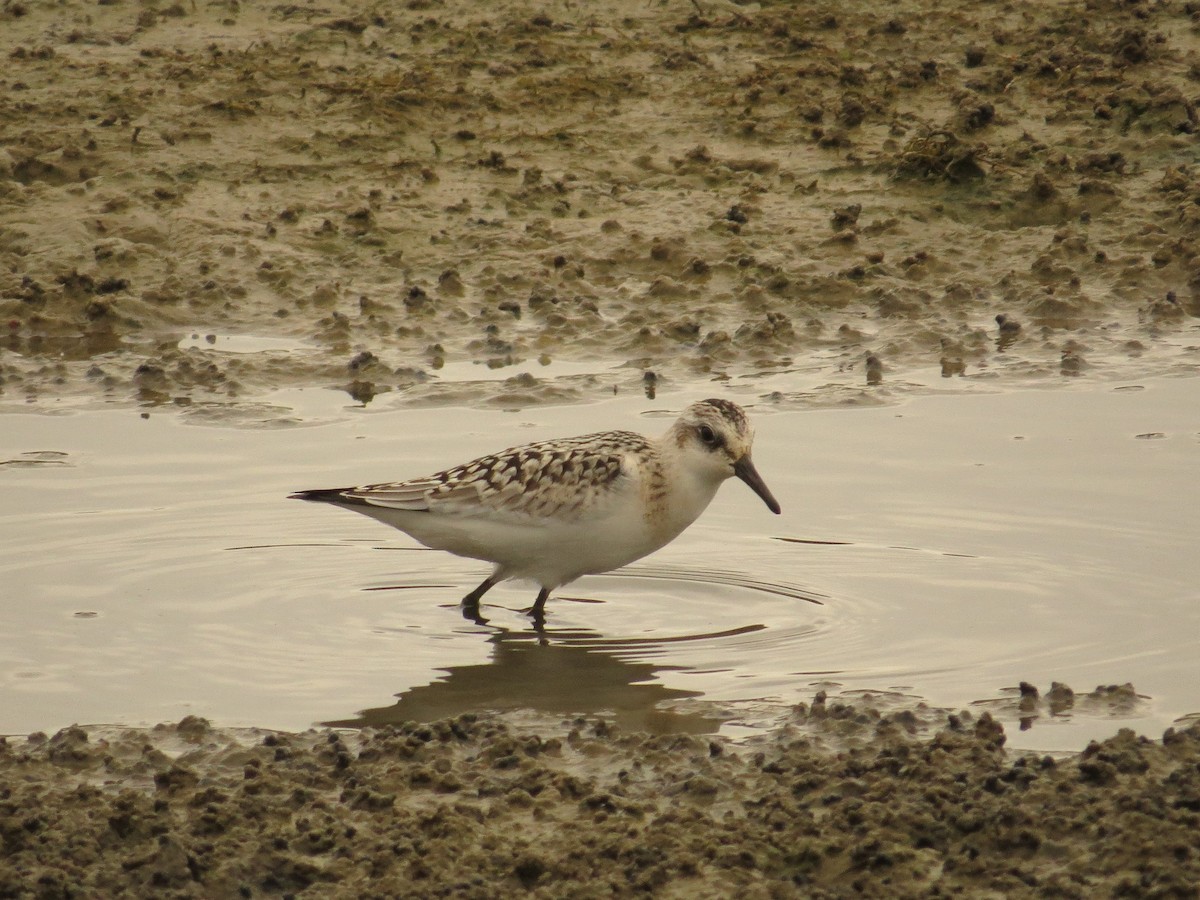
[698, 425, 717, 445]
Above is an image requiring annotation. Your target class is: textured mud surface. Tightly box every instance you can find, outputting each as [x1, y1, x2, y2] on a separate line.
[2, 0, 1199, 413]
[3, 694, 1200, 898]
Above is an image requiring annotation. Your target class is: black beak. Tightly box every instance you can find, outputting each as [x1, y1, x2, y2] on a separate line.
[733, 455, 781, 515]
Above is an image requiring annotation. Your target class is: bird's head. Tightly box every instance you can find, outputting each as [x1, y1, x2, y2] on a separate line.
[671, 399, 781, 514]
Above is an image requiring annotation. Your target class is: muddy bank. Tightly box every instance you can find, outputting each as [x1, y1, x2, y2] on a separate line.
[2, 0, 1199, 414]
[3, 693, 1199, 898]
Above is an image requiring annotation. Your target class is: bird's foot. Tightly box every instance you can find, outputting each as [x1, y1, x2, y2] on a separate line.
[520, 606, 546, 630]
[460, 601, 490, 626]
[522, 587, 550, 630]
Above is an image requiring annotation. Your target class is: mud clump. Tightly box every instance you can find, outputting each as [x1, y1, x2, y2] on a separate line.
[2, 703, 1200, 897]
[891, 130, 989, 182]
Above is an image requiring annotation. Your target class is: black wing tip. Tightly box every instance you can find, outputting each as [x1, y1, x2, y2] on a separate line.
[289, 488, 351, 503]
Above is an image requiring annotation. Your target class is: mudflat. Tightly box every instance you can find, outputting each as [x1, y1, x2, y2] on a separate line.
[3, 0, 1198, 410]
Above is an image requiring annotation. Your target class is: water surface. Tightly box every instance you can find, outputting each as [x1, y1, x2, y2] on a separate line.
[2, 378, 1197, 750]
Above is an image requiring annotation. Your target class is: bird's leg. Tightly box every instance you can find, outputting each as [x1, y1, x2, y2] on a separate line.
[462, 574, 499, 620]
[527, 587, 551, 627]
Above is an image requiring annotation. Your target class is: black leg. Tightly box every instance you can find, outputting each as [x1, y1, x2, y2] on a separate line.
[462, 574, 498, 621]
[528, 587, 551, 626]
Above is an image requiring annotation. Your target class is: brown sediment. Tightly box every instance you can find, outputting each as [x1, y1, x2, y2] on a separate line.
[1, 0, 1199, 414]
[2, 694, 1199, 897]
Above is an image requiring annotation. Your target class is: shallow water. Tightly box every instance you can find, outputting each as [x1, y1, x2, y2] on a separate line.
[2, 378, 1198, 750]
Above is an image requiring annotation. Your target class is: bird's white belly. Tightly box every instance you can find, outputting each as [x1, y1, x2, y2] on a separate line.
[354, 504, 685, 588]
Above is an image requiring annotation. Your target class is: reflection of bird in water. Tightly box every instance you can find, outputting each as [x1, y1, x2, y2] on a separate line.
[292, 400, 781, 625]
[995, 313, 1022, 350]
[322, 628, 722, 735]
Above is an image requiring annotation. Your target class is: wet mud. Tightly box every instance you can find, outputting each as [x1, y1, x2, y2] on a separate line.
[3, 692, 1200, 898]
[2, 0, 1199, 413]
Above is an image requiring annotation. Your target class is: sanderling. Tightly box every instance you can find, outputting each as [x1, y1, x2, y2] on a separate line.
[291, 398, 780, 624]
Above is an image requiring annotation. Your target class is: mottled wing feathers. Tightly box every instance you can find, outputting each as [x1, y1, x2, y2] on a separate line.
[343, 431, 651, 522]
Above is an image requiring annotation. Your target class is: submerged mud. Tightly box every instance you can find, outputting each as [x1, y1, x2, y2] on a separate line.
[3, 694, 1200, 898]
[2, 0, 1199, 413]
